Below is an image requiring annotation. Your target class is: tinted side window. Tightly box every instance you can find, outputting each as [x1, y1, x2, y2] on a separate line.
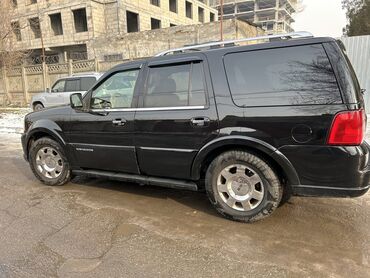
[224, 45, 342, 107]
[80, 77, 97, 91]
[65, 79, 80, 92]
[144, 62, 206, 108]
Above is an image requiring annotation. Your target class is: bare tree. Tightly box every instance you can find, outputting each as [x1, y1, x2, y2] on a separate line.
[0, 0, 26, 68]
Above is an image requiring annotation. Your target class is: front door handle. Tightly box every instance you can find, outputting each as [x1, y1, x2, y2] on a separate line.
[190, 117, 210, 127]
[112, 119, 126, 126]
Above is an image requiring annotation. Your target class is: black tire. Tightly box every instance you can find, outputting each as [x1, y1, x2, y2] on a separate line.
[33, 103, 44, 111]
[205, 150, 283, 223]
[29, 137, 71, 186]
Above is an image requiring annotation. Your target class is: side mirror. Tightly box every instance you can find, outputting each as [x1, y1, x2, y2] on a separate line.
[47, 87, 51, 93]
[70, 93, 83, 110]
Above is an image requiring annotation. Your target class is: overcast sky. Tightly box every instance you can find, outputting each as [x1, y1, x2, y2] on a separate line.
[293, 0, 347, 37]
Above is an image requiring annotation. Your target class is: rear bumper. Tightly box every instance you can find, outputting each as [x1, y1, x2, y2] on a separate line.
[279, 142, 370, 198]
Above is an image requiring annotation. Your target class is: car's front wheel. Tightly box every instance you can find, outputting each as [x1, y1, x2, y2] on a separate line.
[29, 137, 71, 186]
[205, 150, 282, 223]
[33, 103, 44, 111]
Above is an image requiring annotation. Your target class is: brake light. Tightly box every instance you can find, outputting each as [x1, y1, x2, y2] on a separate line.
[328, 110, 366, 145]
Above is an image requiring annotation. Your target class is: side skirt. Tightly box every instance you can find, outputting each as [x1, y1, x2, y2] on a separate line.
[72, 169, 198, 191]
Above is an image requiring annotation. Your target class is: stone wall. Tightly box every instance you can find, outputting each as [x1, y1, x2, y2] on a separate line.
[89, 19, 263, 60]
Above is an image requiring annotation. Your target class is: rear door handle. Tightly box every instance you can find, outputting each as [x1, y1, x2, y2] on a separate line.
[190, 117, 210, 127]
[112, 119, 126, 126]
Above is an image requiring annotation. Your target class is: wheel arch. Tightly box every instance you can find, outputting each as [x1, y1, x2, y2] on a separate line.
[191, 136, 300, 187]
[25, 121, 67, 161]
[32, 101, 44, 107]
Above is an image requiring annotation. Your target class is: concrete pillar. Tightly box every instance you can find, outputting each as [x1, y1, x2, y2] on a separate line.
[42, 62, 47, 91]
[21, 65, 30, 104]
[63, 51, 68, 63]
[1, 67, 12, 103]
[274, 0, 279, 33]
[68, 59, 73, 75]
[94, 58, 99, 72]
[254, 1, 259, 23]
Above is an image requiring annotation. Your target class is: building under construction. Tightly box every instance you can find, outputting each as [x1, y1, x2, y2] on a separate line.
[11, 0, 218, 64]
[210, 0, 297, 34]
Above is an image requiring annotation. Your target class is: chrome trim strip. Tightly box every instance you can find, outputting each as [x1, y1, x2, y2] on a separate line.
[91, 106, 205, 113]
[70, 143, 135, 149]
[140, 147, 197, 153]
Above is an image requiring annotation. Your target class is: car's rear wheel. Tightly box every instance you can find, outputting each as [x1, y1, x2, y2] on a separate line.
[29, 137, 71, 186]
[33, 103, 44, 111]
[205, 150, 282, 222]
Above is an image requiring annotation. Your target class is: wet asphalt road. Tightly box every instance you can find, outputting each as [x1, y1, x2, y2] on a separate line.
[0, 113, 369, 277]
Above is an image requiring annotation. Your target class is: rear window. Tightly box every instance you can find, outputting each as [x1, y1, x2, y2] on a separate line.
[224, 44, 342, 107]
[80, 77, 97, 91]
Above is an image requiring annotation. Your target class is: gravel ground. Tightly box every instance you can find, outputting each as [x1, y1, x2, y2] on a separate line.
[0, 109, 369, 278]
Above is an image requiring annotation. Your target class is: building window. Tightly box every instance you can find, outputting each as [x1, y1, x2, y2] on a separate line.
[198, 7, 204, 23]
[126, 11, 139, 33]
[210, 12, 215, 22]
[49, 13, 63, 36]
[150, 0, 160, 7]
[185, 1, 193, 19]
[73, 8, 88, 33]
[170, 23, 176, 27]
[29, 0, 37, 4]
[151, 18, 161, 30]
[169, 0, 177, 13]
[29, 17, 41, 39]
[11, 21, 21, 41]
[12, 0, 17, 7]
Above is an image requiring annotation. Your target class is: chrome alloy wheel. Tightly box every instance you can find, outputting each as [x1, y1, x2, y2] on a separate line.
[217, 164, 264, 211]
[35, 147, 64, 179]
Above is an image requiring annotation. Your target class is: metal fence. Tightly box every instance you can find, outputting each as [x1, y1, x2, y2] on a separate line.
[341, 35, 370, 110]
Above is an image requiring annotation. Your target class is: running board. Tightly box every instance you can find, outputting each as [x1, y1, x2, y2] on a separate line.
[72, 169, 198, 191]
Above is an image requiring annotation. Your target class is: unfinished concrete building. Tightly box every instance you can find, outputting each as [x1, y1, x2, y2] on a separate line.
[10, 0, 218, 64]
[209, 0, 297, 34]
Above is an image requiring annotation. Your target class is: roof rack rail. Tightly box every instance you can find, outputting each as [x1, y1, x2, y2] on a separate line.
[71, 72, 100, 76]
[155, 31, 314, 57]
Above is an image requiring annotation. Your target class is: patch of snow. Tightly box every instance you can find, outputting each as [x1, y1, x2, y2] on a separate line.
[0, 110, 31, 135]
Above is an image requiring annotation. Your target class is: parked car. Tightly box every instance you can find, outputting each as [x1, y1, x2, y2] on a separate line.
[21, 32, 369, 222]
[30, 72, 103, 111]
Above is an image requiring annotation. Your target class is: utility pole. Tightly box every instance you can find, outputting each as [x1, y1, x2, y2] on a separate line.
[220, 0, 224, 41]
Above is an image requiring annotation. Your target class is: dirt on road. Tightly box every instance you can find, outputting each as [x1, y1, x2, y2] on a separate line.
[0, 110, 369, 278]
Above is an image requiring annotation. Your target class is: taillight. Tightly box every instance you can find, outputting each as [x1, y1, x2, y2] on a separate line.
[328, 109, 366, 146]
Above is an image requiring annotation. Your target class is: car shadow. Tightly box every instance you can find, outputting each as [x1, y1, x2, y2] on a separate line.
[70, 175, 220, 218]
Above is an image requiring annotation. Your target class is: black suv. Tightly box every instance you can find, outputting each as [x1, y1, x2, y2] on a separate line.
[22, 33, 369, 222]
